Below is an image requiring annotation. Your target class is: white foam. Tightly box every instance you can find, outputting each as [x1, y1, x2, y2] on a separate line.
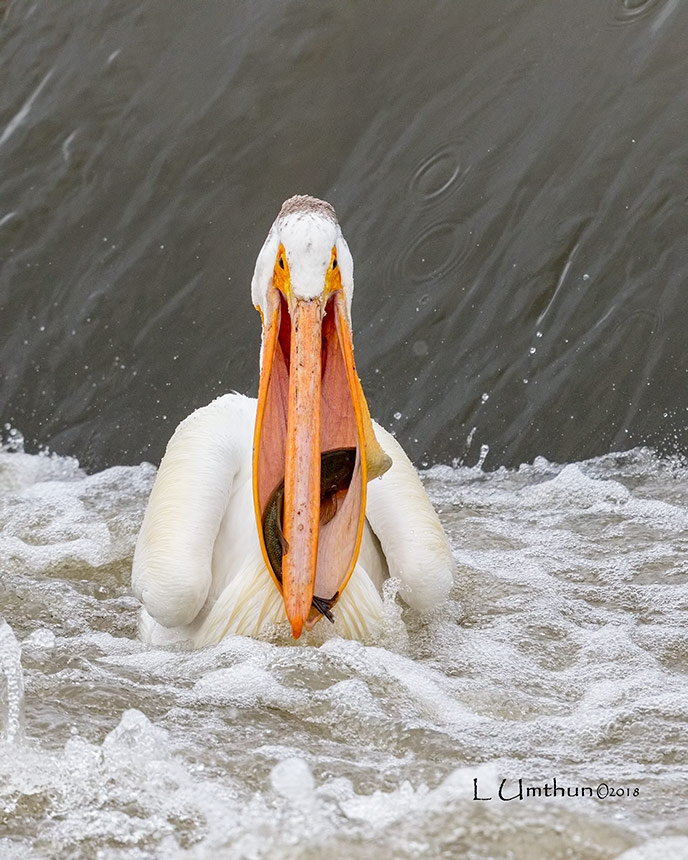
[617, 837, 688, 860]
[1, 446, 687, 856]
[192, 661, 309, 709]
[270, 757, 316, 803]
[0, 620, 24, 743]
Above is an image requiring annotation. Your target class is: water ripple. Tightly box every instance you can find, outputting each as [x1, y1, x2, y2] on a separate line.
[608, 0, 670, 25]
[397, 221, 470, 285]
[409, 142, 468, 207]
[0, 67, 54, 148]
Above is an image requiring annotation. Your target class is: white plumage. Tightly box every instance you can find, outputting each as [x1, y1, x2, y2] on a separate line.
[132, 195, 455, 645]
[133, 392, 455, 646]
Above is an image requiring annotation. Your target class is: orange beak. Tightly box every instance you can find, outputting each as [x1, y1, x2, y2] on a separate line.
[252, 270, 390, 638]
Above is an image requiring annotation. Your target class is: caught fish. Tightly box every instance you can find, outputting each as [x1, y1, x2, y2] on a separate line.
[262, 447, 357, 622]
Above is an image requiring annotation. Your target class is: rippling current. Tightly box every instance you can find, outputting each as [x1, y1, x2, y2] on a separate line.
[2, 0, 688, 469]
[2, 0, 688, 856]
[2, 445, 688, 859]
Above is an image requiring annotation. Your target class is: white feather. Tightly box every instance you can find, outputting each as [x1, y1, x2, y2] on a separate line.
[133, 196, 455, 646]
[367, 423, 456, 612]
[132, 394, 455, 646]
[251, 195, 355, 319]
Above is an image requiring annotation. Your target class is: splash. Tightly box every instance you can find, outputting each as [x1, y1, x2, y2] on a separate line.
[1, 446, 687, 857]
[0, 618, 24, 743]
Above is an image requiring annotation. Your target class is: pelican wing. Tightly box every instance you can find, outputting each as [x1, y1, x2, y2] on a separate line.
[132, 393, 255, 628]
[365, 422, 456, 612]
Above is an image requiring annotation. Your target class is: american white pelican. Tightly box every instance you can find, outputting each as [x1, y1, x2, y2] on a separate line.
[132, 196, 455, 645]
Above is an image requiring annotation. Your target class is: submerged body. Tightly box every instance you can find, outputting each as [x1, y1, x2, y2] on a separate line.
[132, 196, 455, 645]
[133, 392, 455, 646]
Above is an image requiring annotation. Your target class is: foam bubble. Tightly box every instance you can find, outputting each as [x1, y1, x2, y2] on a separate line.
[617, 837, 688, 860]
[270, 757, 316, 802]
[1, 447, 687, 856]
[0, 620, 24, 743]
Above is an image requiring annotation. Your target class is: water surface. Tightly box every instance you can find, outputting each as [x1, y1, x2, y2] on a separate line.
[2, 1, 688, 856]
[1, 0, 687, 469]
[2, 446, 688, 859]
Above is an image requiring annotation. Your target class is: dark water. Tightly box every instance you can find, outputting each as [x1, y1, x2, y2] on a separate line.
[1, 0, 687, 472]
[2, 5, 688, 856]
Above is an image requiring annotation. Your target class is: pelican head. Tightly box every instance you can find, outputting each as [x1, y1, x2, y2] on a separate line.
[251, 196, 391, 638]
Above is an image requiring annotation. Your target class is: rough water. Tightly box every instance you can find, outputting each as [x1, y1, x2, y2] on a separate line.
[2, 0, 688, 855]
[2, 443, 688, 859]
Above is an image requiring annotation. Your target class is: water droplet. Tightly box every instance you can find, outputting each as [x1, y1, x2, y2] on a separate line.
[394, 412, 402, 420]
[0, 619, 25, 743]
[481, 392, 489, 403]
[476, 444, 490, 470]
[529, 347, 536, 355]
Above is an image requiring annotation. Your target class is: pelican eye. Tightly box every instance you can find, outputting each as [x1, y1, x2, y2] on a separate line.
[279, 256, 285, 270]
